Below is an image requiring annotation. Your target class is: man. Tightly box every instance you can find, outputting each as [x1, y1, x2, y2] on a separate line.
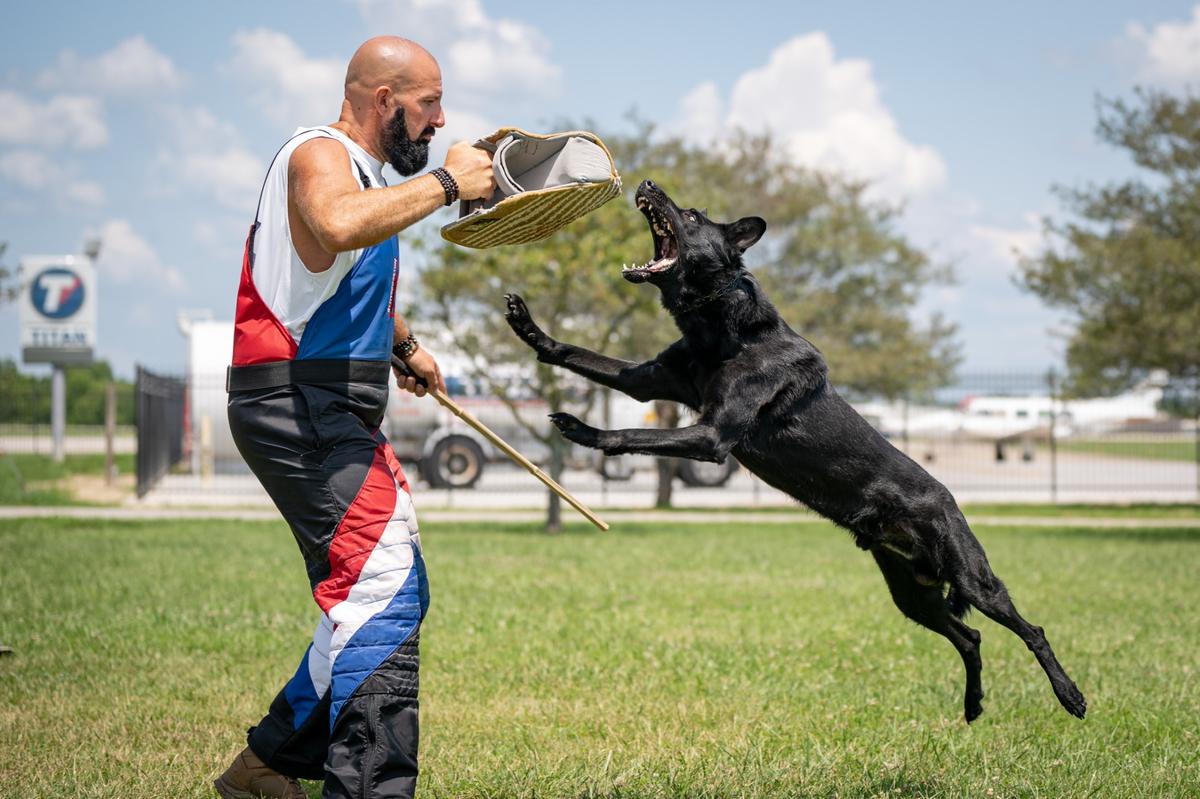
[216, 37, 494, 799]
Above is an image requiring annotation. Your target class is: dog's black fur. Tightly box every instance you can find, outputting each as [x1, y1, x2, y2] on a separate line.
[503, 179, 1087, 722]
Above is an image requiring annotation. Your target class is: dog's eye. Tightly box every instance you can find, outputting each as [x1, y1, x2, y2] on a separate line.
[684, 211, 697, 223]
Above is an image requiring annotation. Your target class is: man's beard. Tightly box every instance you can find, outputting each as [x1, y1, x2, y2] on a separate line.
[382, 108, 433, 176]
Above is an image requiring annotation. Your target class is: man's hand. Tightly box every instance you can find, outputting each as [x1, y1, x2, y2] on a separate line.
[395, 346, 446, 398]
[444, 141, 495, 201]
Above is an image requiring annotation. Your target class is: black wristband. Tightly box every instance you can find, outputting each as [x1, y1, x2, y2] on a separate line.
[430, 167, 459, 206]
[393, 335, 419, 360]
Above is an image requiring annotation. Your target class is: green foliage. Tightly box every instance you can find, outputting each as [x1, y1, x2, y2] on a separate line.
[1018, 88, 1200, 397]
[0, 453, 135, 505]
[0, 359, 134, 425]
[0, 242, 18, 305]
[620, 131, 961, 399]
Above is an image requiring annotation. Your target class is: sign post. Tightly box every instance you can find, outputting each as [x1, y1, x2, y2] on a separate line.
[19, 255, 97, 462]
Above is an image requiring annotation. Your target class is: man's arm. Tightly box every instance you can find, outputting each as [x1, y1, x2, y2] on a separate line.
[289, 138, 493, 259]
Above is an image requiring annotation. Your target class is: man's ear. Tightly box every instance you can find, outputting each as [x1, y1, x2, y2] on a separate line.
[374, 86, 391, 117]
[727, 216, 766, 253]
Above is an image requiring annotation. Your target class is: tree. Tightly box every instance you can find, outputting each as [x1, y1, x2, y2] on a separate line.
[614, 131, 960, 401]
[0, 359, 134, 425]
[0, 243, 18, 305]
[411, 126, 958, 529]
[1018, 88, 1200, 398]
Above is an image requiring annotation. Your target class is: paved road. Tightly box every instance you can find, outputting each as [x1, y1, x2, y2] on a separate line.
[0, 433, 136, 455]
[141, 441, 1200, 508]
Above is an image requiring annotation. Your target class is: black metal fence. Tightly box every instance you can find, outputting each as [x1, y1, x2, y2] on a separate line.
[135, 366, 187, 498]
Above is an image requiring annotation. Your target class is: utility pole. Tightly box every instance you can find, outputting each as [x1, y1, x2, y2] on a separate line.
[51, 365, 65, 462]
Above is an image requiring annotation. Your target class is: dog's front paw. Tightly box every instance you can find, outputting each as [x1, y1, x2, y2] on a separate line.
[503, 293, 550, 350]
[549, 412, 600, 448]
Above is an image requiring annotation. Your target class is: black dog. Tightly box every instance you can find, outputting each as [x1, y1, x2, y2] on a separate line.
[503, 179, 1087, 722]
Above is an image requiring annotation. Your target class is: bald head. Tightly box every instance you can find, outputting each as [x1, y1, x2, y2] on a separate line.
[336, 36, 445, 169]
[345, 36, 436, 98]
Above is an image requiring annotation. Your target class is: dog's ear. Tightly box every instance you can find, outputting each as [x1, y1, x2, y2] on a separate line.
[726, 216, 766, 254]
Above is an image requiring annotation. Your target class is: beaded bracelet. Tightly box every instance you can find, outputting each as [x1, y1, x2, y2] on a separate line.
[393, 335, 419, 360]
[430, 167, 459, 206]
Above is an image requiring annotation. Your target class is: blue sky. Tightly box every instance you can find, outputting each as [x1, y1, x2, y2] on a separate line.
[3, 0, 1198, 378]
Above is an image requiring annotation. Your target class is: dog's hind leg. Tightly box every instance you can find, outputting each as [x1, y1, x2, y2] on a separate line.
[943, 527, 1087, 719]
[871, 548, 985, 722]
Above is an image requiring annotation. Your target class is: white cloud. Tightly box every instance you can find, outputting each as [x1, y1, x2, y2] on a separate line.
[355, 0, 488, 42]
[434, 106, 496, 149]
[93, 219, 187, 293]
[675, 82, 724, 145]
[223, 5, 550, 148]
[1127, 5, 1200, 86]
[158, 106, 264, 212]
[177, 147, 264, 213]
[0, 149, 106, 206]
[353, 0, 562, 105]
[225, 29, 344, 125]
[444, 19, 561, 97]
[0, 91, 108, 149]
[68, 182, 107, 206]
[37, 36, 182, 97]
[670, 33, 946, 200]
[967, 214, 1044, 266]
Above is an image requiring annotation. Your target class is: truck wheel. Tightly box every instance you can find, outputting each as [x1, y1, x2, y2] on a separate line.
[678, 458, 738, 487]
[424, 436, 485, 489]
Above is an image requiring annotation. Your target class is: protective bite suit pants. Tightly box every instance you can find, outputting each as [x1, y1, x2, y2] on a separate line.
[228, 379, 428, 799]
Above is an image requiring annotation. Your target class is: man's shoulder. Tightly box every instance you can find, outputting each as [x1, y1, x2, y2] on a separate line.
[291, 134, 348, 159]
[288, 134, 354, 177]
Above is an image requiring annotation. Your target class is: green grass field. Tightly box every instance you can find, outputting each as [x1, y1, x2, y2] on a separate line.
[667, 503, 1200, 520]
[0, 453, 134, 505]
[2, 517, 1197, 798]
[1056, 439, 1196, 462]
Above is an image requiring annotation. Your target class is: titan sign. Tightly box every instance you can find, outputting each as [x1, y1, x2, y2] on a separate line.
[20, 256, 96, 365]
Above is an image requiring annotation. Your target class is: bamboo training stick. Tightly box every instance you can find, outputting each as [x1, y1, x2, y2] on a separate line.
[392, 357, 609, 531]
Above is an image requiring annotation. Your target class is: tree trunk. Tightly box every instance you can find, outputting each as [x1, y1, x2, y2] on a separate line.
[654, 400, 680, 508]
[545, 436, 565, 534]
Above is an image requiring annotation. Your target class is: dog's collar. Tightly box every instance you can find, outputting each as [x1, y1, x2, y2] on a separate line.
[675, 272, 744, 314]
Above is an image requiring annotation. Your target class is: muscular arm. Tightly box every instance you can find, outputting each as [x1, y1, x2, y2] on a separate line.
[289, 137, 445, 265]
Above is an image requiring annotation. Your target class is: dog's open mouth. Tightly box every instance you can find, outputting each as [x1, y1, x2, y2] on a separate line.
[622, 195, 678, 282]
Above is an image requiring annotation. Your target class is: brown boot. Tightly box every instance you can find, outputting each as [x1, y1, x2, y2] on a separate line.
[213, 746, 306, 799]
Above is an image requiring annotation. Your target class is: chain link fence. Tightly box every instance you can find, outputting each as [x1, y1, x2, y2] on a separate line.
[124, 369, 1199, 508]
[3, 366, 1196, 506]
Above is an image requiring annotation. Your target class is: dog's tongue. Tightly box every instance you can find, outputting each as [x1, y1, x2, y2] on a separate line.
[661, 233, 678, 261]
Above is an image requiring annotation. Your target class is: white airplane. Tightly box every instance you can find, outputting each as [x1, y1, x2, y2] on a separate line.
[853, 376, 1166, 460]
[957, 380, 1164, 439]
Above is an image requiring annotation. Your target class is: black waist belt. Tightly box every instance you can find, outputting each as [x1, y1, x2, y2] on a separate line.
[226, 359, 391, 392]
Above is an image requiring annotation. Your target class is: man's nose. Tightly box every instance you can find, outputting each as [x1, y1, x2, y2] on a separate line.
[432, 107, 445, 128]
